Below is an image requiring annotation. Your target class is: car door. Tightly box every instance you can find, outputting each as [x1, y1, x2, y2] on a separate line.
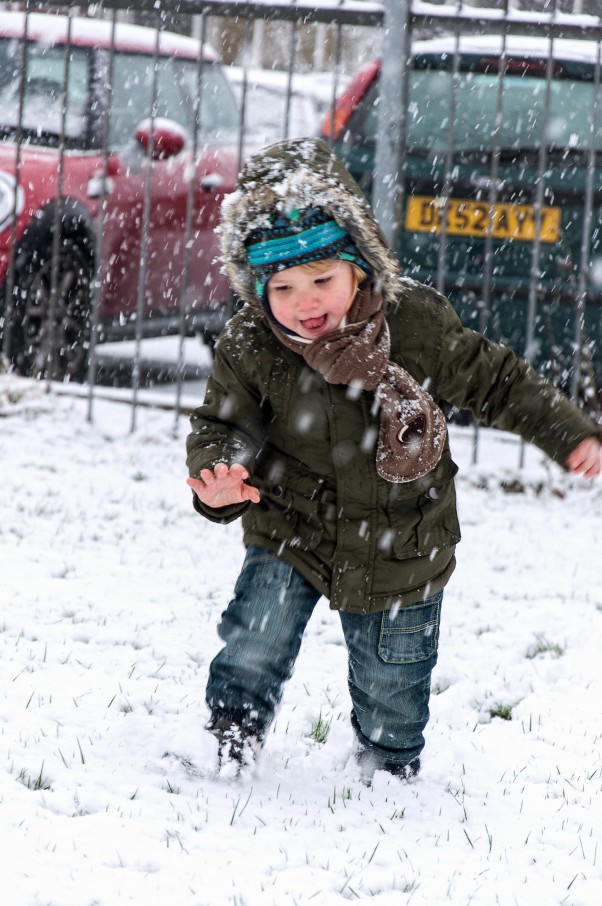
[171, 57, 240, 324]
[97, 50, 191, 322]
[98, 50, 238, 326]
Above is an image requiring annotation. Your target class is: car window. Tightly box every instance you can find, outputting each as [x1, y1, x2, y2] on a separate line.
[109, 52, 238, 148]
[110, 52, 179, 146]
[0, 38, 89, 142]
[353, 57, 602, 157]
[174, 60, 239, 137]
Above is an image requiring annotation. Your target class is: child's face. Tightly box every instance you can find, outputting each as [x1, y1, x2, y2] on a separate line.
[266, 260, 356, 339]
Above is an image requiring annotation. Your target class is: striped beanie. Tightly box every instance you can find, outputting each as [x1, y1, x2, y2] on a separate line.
[245, 207, 371, 302]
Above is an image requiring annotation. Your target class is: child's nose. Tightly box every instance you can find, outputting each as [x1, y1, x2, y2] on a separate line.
[297, 291, 319, 312]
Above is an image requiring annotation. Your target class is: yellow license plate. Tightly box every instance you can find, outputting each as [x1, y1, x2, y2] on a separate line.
[405, 196, 561, 243]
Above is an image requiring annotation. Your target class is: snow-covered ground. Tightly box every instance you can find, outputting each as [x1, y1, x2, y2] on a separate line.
[1, 372, 601, 906]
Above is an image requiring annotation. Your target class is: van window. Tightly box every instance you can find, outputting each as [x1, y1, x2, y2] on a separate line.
[355, 56, 602, 157]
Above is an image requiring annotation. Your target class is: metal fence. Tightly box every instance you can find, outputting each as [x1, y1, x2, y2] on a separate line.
[0, 0, 601, 444]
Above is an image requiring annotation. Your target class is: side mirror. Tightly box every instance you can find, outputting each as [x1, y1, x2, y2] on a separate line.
[134, 117, 187, 160]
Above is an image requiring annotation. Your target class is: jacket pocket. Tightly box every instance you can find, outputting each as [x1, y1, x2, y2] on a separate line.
[378, 592, 442, 664]
[255, 469, 329, 551]
[387, 460, 461, 559]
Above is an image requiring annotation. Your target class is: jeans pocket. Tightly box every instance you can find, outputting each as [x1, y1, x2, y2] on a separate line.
[378, 591, 443, 664]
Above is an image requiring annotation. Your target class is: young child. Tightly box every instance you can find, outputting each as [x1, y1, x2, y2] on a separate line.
[186, 138, 601, 781]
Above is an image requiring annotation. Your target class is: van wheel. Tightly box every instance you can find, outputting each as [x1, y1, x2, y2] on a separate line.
[10, 239, 93, 381]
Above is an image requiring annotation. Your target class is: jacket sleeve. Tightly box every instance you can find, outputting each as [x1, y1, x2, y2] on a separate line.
[432, 294, 602, 466]
[186, 328, 267, 524]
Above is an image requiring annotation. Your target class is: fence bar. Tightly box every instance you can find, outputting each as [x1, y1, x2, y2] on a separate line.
[372, 0, 411, 248]
[472, 3, 510, 466]
[1, 5, 30, 366]
[174, 9, 209, 432]
[328, 19, 345, 147]
[435, 10, 461, 298]
[46, 9, 73, 381]
[480, 26, 508, 337]
[31, 0, 602, 37]
[87, 8, 118, 423]
[131, 13, 162, 432]
[87, 1, 386, 28]
[236, 19, 254, 169]
[519, 5, 557, 468]
[571, 38, 602, 404]
[37, 0, 602, 40]
[283, 18, 298, 140]
[524, 37, 555, 369]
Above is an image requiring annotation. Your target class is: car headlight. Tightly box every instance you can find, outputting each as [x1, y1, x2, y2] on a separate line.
[0, 171, 24, 234]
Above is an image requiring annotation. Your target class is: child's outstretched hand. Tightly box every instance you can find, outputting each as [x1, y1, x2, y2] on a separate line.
[565, 437, 601, 478]
[187, 462, 261, 508]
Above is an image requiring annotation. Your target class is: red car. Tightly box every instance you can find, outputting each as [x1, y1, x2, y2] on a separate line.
[0, 10, 241, 379]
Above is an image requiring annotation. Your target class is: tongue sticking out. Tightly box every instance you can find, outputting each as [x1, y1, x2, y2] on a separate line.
[301, 315, 328, 332]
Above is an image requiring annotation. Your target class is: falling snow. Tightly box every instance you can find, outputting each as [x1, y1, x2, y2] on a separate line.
[1, 374, 601, 905]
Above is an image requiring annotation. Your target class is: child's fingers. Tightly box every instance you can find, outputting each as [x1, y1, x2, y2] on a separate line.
[581, 456, 601, 477]
[565, 449, 581, 470]
[566, 446, 601, 477]
[187, 463, 259, 506]
[241, 483, 261, 504]
[565, 438, 601, 475]
[201, 462, 247, 482]
[227, 462, 250, 480]
[566, 454, 587, 474]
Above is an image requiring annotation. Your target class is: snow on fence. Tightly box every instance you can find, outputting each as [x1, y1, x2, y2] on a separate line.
[0, 0, 601, 452]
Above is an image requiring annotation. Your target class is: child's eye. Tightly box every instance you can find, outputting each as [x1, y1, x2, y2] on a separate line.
[315, 276, 332, 286]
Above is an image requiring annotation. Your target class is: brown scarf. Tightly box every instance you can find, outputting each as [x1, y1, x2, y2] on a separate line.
[270, 285, 447, 483]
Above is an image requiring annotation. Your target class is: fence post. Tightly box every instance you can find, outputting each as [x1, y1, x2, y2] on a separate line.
[372, 0, 411, 248]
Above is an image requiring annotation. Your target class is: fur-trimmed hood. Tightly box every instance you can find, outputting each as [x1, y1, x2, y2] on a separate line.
[219, 138, 402, 310]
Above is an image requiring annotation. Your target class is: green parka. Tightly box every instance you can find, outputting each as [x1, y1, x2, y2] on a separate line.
[186, 139, 601, 614]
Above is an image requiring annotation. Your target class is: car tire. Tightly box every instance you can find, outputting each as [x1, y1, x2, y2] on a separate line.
[10, 239, 93, 382]
[199, 329, 217, 353]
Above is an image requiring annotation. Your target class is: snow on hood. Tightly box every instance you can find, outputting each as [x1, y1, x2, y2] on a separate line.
[219, 138, 402, 311]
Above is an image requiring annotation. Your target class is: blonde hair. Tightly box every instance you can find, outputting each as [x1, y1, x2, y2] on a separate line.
[298, 258, 366, 303]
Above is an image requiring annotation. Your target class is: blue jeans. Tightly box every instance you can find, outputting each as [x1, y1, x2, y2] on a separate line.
[206, 545, 443, 767]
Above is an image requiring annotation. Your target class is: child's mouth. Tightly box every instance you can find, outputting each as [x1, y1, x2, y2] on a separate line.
[300, 315, 327, 332]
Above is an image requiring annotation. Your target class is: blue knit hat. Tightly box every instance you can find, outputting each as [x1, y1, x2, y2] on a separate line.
[245, 207, 371, 302]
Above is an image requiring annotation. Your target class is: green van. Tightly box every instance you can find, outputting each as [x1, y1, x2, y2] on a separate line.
[322, 35, 602, 415]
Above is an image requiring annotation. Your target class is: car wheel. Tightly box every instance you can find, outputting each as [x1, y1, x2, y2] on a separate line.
[200, 329, 217, 353]
[11, 239, 93, 381]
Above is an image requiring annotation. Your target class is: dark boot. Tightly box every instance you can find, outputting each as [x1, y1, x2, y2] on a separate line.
[355, 747, 420, 785]
[206, 710, 264, 773]
[382, 757, 420, 780]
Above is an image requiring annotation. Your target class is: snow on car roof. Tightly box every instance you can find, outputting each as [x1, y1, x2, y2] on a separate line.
[0, 10, 217, 61]
[414, 33, 602, 66]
